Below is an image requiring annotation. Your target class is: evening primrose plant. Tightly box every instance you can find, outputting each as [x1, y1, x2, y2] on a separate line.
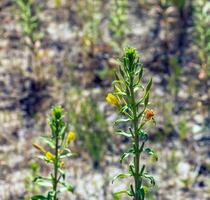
[106, 47, 157, 200]
[32, 106, 76, 200]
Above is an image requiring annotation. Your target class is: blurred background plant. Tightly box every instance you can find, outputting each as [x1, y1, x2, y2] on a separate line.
[108, 0, 128, 50]
[68, 89, 110, 169]
[74, 0, 101, 55]
[193, 0, 210, 80]
[23, 161, 40, 200]
[15, 0, 42, 72]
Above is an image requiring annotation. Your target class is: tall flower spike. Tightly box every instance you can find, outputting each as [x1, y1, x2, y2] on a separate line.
[109, 47, 157, 200]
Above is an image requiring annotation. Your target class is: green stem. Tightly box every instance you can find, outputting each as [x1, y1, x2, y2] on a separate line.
[130, 77, 141, 200]
[53, 134, 59, 200]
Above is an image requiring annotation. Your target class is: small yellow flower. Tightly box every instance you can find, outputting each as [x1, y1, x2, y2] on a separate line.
[66, 131, 76, 145]
[45, 151, 55, 161]
[33, 143, 46, 154]
[106, 93, 120, 106]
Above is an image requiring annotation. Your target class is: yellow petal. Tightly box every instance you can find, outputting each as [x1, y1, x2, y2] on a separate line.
[45, 151, 55, 161]
[106, 93, 120, 106]
[66, 131, 76, 145]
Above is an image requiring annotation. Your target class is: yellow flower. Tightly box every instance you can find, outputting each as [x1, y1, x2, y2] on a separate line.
[33, 143, 46, 154]
[66, 131, 76, 145]
[106, 93, 120, 106]
[45, 151, 55, 161]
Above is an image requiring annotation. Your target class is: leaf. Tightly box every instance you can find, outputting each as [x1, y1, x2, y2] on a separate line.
[34, 176, 52, 187]
[144, 92, 149, 107]
[60, 152, 74, 159]
[112, 173, 131, 183]
[40, 136, 55, 148]
[143, 147, 158, 161]
[120, 148, 134, 163]
[138, 67, 144, 81]
[116, 130, 132, 137]
[115, 118, 130, 124]
[60, 182, 74, 192]
[139, 130, 148, 141]
[143, 173, 155, 186]
[145, 78, 152, 93]
[112, 190, 128, 200]
[59, 125, 67, 140]
[31, 195, 48, 200]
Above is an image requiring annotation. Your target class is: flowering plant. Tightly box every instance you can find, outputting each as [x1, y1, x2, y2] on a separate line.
[32, 106, 76, 200]
[106, 47, 157, 200]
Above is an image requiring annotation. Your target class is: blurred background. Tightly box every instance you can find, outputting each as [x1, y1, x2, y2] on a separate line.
[0, 0, 209, 199]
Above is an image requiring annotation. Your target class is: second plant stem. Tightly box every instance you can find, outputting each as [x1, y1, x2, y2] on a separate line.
[53, 133, 59, 200]
[130, 77, 141, 200]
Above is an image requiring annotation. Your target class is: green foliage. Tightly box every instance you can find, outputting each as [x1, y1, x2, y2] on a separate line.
[172, 0, 186, 9]
[23, 162, 40, 200]
[15, 0, 40, 47]
[167, 56, 181, 97]
[178, 119, 188, 140]
[193, 0, 210, 78]
[107, 47, 157, 200]
[32, 106, 75, 200]
[159, 0, 186, 9]
[69, 91, 109, 168]
[109, 0, 128, 49]
[75, 0, 101, 52]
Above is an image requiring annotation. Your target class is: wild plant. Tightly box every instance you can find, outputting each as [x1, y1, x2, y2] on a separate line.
[15, 0, 40, 51]
[24, 162, 40, 200]
[15, 0, 42, 73]
[75, 0, 101, 54]
[69, 91, 109, 168]
[193, 0, 210, 79]
[32, 106, 75, 200]
[109, 0, 128, 50]
[106, 47, 157, 200]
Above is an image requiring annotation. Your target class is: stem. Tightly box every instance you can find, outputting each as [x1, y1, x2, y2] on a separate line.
[53, 133, 59, 200]
[130, 77, 141, 200]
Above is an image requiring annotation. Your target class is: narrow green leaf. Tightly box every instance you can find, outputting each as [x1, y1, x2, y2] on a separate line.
[145, 78, 152, 93]
[112, 190, 128, 200]
[116, 130, 132, 137]
[112, 173, 131, 183]
[144, 92, 149, 107]
[31, 195, 48, 200]
[143, 148, 158, 161]
[138, 67, 144, 81]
